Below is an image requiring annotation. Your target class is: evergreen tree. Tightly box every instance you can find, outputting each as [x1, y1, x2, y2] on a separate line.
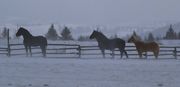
[147, 32, 155, 42]
[45, 24, 59, 40]
[133, 31, 137, 36]
[155, 36, 161, 41]
[78, 35, 90, 41]
[110, 34, 118, 39]
[178, 32, 180, 39]
[132, 31, 141, 40]
[144, 36, 148, 41]
[1, 27, 8, 39]
[174, 32, 177, 39]
[61, 26, 73, 40]
[165, 24, 176, 39]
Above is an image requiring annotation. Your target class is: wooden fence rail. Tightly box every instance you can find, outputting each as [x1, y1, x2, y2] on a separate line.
[8, 44, 80, 58]
[0, 47, 8, 55]
[77, 45, 180, 59]
[1, 43, 179, 59]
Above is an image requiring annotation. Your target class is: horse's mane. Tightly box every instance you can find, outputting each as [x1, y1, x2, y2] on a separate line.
[20, 27, 33, 37]
[92, 31, 110, 45]
[132, 35, 156, 44]
[133, 35, 141, 41]
[95, 31, 108, 39]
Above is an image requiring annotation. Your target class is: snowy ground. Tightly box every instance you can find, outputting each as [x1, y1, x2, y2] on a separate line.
[0, 56, 180, 87]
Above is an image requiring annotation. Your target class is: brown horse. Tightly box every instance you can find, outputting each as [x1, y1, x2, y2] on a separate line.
[128, 35, 159, 59]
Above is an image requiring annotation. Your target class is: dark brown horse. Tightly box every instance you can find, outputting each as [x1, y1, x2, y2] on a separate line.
[16, 27, 47, 57]
[128, 35, 159, 58]
[90, 30, 128, 58]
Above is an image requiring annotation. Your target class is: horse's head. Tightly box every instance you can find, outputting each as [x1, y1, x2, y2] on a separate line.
[128, 35, 137, 43]
[90, 30, 98, 39]
[16, 27, 25, 37]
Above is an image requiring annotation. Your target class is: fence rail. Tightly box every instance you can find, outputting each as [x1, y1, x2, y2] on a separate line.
[0, 43, 179, 59]
[80, 45, 180, 58]
[0, 47, 8, 55]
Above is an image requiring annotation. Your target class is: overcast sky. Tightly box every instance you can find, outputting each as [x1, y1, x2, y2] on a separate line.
[0, 0, 180, 25]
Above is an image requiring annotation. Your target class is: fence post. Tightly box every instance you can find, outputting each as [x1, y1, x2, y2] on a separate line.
[78, 45, 81, 58]
[173, 47, 177, 59]
[7, 29, 11, 57]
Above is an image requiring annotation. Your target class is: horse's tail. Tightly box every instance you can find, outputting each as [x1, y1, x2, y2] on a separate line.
[45, 39, 48, 46]
[155, 43, 160, 58]
[44, 37, 48, 46]
[123, 49, 128, 58]
[119, 39, 128, 58]
[123, 42, 128, 58]
[151, 42, 159, 59]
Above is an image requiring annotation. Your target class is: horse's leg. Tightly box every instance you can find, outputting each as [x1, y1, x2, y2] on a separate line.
[138, 50, 142, 58]
[156, 51, 159, 59]
[101, 49, 105, 58]
[29, 46, 32, 57]
[124, 50, 128, 58]
[111, 50, 115, 59]
[119, 48, 124, 59]
[25, 45, 28, 57]
[41, 46, 46, 57]
[153, 51, 157, 59]
[44, 46, 46, 57]
[145, 51, 147, 59]
[154, 50, 159, 59]
[120, 50, 123, 58]
[44, 46, 47, 57]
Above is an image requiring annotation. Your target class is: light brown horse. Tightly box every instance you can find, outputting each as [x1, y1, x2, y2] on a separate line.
[128, 35, 159, 59]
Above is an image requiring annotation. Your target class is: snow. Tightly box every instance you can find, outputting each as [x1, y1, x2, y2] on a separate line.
[0, 26, 180, 87]
[159, 40, 180, 46]
[0, 56, 180, 87]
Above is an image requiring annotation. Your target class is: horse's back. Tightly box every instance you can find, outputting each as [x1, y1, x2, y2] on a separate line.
[146, 42, 159, 47]
[36, 36, 47, 45]
[25, 36, 47, 46]
[114, 38, 125, 45]
[145, 42, 159, 51]
[111, 38, 126, 48]
[135, 41, 159, 51]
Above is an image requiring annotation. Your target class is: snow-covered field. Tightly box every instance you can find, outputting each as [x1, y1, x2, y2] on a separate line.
[0, 56, 180, 87]
[0, 36, 180, 87]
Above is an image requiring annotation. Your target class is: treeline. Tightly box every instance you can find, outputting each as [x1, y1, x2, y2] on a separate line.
[0, 24, 91, 41]
[41, 24, 180, 41]
[0, 24, 180, 41]
[45, 24, 73, 40]
[144, 24, 180, 42]
[163, 24, 180, 40]
[0, 27, 9, 39]
[45, 24, 91, 41]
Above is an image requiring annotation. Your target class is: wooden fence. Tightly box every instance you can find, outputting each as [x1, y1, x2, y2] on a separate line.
[80, 45, 180, 59]
[0, 47, 8, 55]
[2, 29, 179, 59]
[3, 43, 180, 59]
[8, 44, 81, 58]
